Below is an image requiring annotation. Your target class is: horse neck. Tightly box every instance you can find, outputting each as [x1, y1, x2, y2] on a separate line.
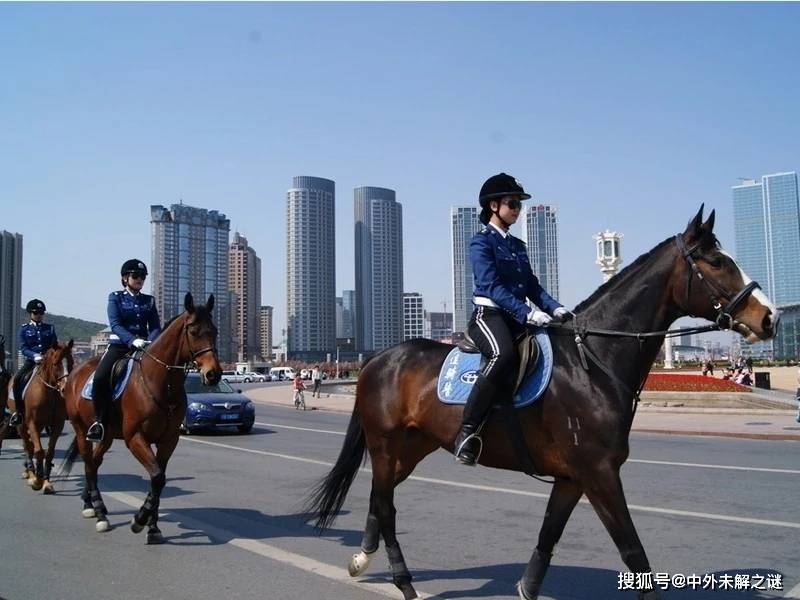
[139, 315, 187, 391]
[573, 242, 682, 394]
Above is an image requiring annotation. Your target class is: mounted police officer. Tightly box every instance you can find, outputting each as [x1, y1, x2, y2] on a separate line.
[86, 259, 161, 442]
[454, 173, 571, 466]
[9, 299, 58, 427]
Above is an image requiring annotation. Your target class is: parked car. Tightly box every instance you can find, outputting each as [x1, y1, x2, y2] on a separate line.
[182, 373, 255, 434]
[268, 367, 296, 381]
[300, 368, 311, 380]
[221, 371, 248, 384]
[244, 371, 267, 383]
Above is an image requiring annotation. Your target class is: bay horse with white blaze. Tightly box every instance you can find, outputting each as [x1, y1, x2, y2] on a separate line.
[7, 340, 74, 492]
[60, 293, 221, 543]
[305, 208, 778, 600]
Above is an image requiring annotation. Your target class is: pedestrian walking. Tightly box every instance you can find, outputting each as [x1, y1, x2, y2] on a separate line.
[312, 365, 322, 398]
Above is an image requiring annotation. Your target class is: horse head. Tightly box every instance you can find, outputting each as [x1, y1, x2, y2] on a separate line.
[674, 205, 779, 342]
[183, 292, 222, 385]
[42, 339, 75, 393]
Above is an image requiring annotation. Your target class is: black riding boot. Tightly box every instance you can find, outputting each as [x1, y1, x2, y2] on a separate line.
[86, 399, 106, 443]
[9, 382, 25, 427]
[455, 376, 500, 466]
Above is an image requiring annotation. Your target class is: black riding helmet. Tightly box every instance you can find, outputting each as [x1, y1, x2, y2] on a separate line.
[26, 299, 46, 313]
[121, 259, 148, 277]
[478, 173, 531, 225]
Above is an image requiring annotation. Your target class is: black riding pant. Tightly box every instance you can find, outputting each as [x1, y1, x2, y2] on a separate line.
[13, 359, 36, 410]
[93, 344, 130, 422]
[461, 306, 524, 428]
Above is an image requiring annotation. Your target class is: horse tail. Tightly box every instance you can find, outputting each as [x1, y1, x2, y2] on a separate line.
[56, 435, 80, 477]
[303, 404, 366, 531]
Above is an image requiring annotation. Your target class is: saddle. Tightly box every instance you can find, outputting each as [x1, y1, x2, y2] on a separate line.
[81, 356, 136, 401]
[457, 329, 540, 395]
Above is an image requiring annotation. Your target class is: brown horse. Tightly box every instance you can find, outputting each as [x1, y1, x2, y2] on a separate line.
[305, 208, 778, 600]
[60, 293, 221, 542]
[6, 340, 74, 492]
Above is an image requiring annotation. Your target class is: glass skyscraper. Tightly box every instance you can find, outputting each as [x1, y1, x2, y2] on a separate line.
[286, 176, 336, 360]
[355, 187, 403, 352]
[733, 172, 800, 358]
[521, 204, 560, 301]
[150, 203, 232, 361]
[0, 231, 23, 370]
[450, 206, 482, 335]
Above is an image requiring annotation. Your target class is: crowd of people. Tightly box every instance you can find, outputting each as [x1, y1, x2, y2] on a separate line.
[702, 356, 756, 386]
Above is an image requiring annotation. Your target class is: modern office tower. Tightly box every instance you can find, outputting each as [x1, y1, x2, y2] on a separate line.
[341, 290, 355, 339]
[424, 311, 454, 342]
[286, 176, 336, 360]
[521, 204, 560, 299]
[229, 232, 262, 362]
[451, 206, 482, 334]
[355, 187, 403, 352]
[403, 292, 425, 340]
[0, 231, 23, 370]
[150, 203, 233, 361]
[733, 172, 800, 358]
[259, 305, 273, 362]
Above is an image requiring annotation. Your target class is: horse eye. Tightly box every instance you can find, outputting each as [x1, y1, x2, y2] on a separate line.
[706, 256, 723, 269]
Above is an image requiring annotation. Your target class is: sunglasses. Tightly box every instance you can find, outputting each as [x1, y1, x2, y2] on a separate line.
[31, 310, 44, 315]
[128, 272, 147, 281]
[503, 198, 523, 211]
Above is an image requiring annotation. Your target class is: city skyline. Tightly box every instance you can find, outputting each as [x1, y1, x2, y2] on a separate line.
[522, 204, 560, 301]
[0, 231, 23, 369]
[3, 4, 799, 347]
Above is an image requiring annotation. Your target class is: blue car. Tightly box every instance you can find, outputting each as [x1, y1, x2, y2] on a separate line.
[182, 372, 256, 434]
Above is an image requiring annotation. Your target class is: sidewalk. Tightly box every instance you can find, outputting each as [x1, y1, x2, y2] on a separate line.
[245, 384, 800, 442]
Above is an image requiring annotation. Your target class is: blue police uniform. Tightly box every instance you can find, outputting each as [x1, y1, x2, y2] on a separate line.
[10, 321, 58, 421]
[470, 225, 561, 323]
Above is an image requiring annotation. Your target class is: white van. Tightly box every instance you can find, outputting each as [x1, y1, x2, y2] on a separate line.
[269, 367, 296, 381]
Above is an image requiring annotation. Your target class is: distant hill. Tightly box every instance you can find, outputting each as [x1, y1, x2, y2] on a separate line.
[17, 309, 105, 343]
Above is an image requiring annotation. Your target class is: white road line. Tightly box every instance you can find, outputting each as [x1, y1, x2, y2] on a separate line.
[255, 421, 800, 475]
[103, 490, 444, 600]
[181, 437, 800, 531]
[786, 581, 800, 598]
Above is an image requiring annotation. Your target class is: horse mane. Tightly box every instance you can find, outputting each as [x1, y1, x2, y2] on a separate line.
[573, 236, 675, 314]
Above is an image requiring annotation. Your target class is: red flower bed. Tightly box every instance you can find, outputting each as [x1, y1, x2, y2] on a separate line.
[643, 373, 751, 392]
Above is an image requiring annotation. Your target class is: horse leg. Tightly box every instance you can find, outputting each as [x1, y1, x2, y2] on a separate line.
[517, 478, 584, 600]
[83, 437, 113, 532]
[41, 420, 64, 494]
[349, 431, 438, 579]
[141, 431, 181, 545]
[127, 432, 167, 544]
[20, 426, 34, 481]
[585, 469, 660, 600]
[367, 433, 420, 600]
[28, 424, 45, 491]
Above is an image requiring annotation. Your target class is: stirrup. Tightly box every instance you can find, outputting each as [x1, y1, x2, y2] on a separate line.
[8, 412, 22, 427]
[86, 422, 105, 442]
[455, 432, 483, 465]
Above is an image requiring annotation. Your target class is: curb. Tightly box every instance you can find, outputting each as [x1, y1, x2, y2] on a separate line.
[631, 428, 800, 442]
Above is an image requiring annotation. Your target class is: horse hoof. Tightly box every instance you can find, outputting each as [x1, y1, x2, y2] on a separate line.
[95, 520, 111, 533]
[347, 551, 373, 577]
[517, 581, 537, 600]
[30, 478, 43, 491]
[146, 530, 164, 545]
[82, 508, 96, 518]
[130, 517, 145, 534]
[42, 482, 55, 495]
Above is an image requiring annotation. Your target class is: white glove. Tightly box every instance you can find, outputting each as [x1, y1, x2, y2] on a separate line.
[527, 309, 552, 327]
[552, 307, 571, 322]
[33, 354, 43, 364]
[132, 339, 148, 350]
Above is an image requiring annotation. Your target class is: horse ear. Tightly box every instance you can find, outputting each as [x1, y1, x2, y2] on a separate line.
[184, 293, 195, 314]
[206, 294, 215, 312]
[700, 209, 716, 235]
[683, 204, 705, 239]
[67, 338, 74, 349]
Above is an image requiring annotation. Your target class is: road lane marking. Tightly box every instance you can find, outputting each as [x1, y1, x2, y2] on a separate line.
[786, 581, 800, 598]
[182, 437, 800, 531]
[103, 490, 444, 600]
[255, 421, 800, 475]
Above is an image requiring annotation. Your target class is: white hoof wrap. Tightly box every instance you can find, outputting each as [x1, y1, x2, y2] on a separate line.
[95, 520, 110, 533]
[82, 508, 96, 518]
[348, 550, 373, 577]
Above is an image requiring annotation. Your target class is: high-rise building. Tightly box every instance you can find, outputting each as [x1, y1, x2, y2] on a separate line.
[150, 203, 233, 361]
[424, 311, 454, 342]
[451, 206, 482, 335]
[355, 187, 403, 352]
[521, 204, 560, 300]
[733, 172, 800, 358]
[403, 293, 425, 340]
[341, 290, 355, 339]
[229, 232, 262, 362]
[260, 305, 273, 362]
[0, 231, 23, 370]
[286, 176, 336, 360]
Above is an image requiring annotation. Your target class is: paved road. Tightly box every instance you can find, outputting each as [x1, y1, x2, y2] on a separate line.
[1, 401, 797, 600]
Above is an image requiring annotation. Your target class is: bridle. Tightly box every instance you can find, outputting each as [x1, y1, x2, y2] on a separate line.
[674, 234, 760, 330]
[141, 320, 217, 373]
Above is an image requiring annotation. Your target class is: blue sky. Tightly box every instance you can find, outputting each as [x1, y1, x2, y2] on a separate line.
[1, 3, 798, 343]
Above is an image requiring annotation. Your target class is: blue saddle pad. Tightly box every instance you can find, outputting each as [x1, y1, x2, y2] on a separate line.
[81, 359, 134, 402]
[437, 328, 553, 408]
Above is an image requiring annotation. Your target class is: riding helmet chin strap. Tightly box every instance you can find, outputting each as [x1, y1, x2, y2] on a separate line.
[491, 208, 513, 230]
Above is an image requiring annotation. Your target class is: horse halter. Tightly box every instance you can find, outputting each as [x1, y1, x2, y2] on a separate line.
[674, 234, 760, 330]
[142, 320, 217, 372]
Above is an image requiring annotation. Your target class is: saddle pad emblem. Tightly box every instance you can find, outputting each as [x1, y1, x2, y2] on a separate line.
[437, 328, 554, 408]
